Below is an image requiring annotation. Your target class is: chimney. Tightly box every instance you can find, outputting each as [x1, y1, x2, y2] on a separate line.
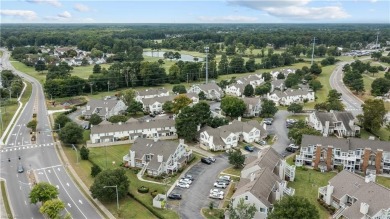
[130, 150, 136, 167]
[238, 116, 242, 121]
[250, 172, 255, 182]
[360, 203, 369, 215]
[157, 155, 163, 163]
[325, 184, 334, 205]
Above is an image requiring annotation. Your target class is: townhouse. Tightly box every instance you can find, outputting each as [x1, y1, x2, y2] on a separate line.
[318, 170, 390, 219]
[267, 88, 315, 106]
[296, 135, 390, 175]
[135, 88, 170, 102]
[242, 97, 261, 117]
[82, 97, 127, 120]
[270, 79, 285, 93]
[231, 148, 296, 219]
[225, 83, 247, 97]
[90, 116, 177, 144]
[123, 139, 192, 176]
[140, 96, 175, 114]
[307, 111, 360, 137]
[270, 68, 296, 79]
[188, 83, 223, 100]
[225, 74, 264, 97]
[199, 118, 267, 151]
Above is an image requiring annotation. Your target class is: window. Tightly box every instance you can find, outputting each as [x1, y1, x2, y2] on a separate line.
[227, 138, 231, 142]
[259, 208, 266, 213]
[245, 196, 248, 200]
[256, 130, 259, 135]
[233, 136, 237, 141]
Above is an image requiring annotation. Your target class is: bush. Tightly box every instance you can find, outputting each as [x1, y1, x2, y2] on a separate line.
[150, 190, 159, 198]
[137, 186, 149, 193]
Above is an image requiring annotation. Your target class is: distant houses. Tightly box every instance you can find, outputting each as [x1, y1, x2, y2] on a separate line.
[267, 88, 315, 106]
[188, 83, 223, 100]
[82, 97, 127, 120]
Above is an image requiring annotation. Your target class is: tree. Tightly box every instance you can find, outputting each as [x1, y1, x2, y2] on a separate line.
[93, 64, 101, 73]
[245, 58, 256, 72]
[173, 94, 192, 114]
[89, 113, 103, 125]
[175, 106, 199, 141]
[371, 51, 382, 61]
[310, 63, 322, 75]
[29, 182, 59, 204]
[206, 117, 229, 128]
[255, 83, 271, 96]
[287, 103, 303, 114]
[268, 196, 319, 219]
[91, 164, 102, 177]
[35, 60, 46, 73]
[288, 125, 321, 145]
[243, 84, 254, 97]
[221, 96, 246, 118]
[229, 56, 246, 73]
[80, 146, 89, 160]
[27, 119, 38, 132]
[309, 80, 323, 92]
[228, 149, 245, 169]
[262, 72, 272, 82]
[90, 168, 130, 202]
[284, 74, 300, 88]
[192, 101, 211, 126]
[277, 72, 285, 79]
[39, 199, 65, 219]
[108, 115, 128, 123]
[120, 89, 136, 106]
[218, 54, 229, 75]
[198, 91, 207, 100]
[59, 122, 83, 144]
[162, 101, 174, 113]
[260, 99, 278, 118]
[350, 78, 365, 94]
[368, 66, 379, 77]
[228, 198, 257, 219]
[361, 99, 387, 133]
[172, 85, 187, 94]
[371, 78, 390, 96]
[127, 100, 143, 115]
[54, 114, 71, 130]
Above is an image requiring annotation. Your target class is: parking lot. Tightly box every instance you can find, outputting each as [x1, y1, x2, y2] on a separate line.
[168, 154, 230, 219]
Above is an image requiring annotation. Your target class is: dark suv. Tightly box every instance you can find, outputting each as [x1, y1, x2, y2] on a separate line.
[201, 157, 212, 164]
[168, 193, 182, 200]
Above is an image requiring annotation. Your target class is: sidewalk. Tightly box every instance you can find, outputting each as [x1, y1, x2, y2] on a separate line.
[0, 179, 11, 219]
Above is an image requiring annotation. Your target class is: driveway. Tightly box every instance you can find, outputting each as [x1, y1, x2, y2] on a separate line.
[168, 154, 230, 219]
[67, 109, 88, 126]
[267, 110, 291, 154]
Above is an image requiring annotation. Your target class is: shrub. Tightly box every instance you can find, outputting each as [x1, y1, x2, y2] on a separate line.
[137, 186, 149, 193]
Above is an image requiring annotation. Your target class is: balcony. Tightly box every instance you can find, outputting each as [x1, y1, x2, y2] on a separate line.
[283, 187, 295, 196]
[318, 186, 327, 196]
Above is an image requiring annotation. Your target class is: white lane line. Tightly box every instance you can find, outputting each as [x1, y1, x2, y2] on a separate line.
[34, 164, 62, 171]
[43, 170, 52, 184]
[78, 200, 83, 204]
[52, 167, 87, 219]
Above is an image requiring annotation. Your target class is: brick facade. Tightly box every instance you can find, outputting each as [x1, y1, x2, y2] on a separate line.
[376, 149, 383, 174]
[362, 148, 371, 175]
[314, 145, 322, 169]
[326, 146, 333, 171]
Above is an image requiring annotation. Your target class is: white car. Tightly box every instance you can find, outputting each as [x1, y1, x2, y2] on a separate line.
[176, 182, 190, 188]
[219, 175, 231, 182]
[214, 182, 227, 189]
[179, 178, 192, 185]
[210, 189, 225, 196]
[209, 193, 224, 200]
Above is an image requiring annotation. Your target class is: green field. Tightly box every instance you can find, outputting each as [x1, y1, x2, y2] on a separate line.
[62, 144, 179, 219]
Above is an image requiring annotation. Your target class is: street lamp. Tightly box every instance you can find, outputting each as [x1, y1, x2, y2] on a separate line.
[204, 46, 209, 84]
[71, 144, 79, 164]
[103, 185, 119, 211]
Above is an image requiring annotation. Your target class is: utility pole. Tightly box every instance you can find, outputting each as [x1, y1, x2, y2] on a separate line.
[375, 31, 379, 49]
[107, 81, 110, 93]
[187, 73, 189, 84]
[89, 82, 93, 95]
[311, 37, 316, 66]
[205, 46, 209, 84]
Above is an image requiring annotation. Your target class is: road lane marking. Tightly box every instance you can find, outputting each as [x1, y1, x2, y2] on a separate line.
[79, 200, 83, 204]
[68, 203, 71, 208]
[66, 183, 69, 187]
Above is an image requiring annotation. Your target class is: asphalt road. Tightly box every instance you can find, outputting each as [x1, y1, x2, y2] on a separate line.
[329, 62, 363, 116]
[0, 49, 102, 219]
[268, 110, 291, 154]
[169, 154, 230, 219]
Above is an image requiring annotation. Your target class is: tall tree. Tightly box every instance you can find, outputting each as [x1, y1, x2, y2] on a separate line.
[173, 94, 192, 114]
[260, 99, 278, 118]
[175, 106, 199, 141]
[35, 60, 46, 73]
[93, 64, 101, 73]
[59, 122, 83, 144]
[127, 100, 143, 115]
[228, 198, 257, 219]
[198, 91, 207, 100]
[371, 78, 390, 96]
[309, 80, 323, 92]
[29, 182, 59, 204]
[89, 113, 103, 125]
[192, 101, 211, 126]
[243, 84, 254, 97]
[54, 114, 71, 130]
[310, 63, 322, 75]
[361, 99, 387, 133]
[172, 85, 187, 94]
[218, 54, 229, 75]
[221, 96, 246, 118]
[287, 103, 303, 114]
[350, 78, 365, 94]
[268, 196, 319, 219]
[255, 83, 271, 96]
[120, 89, 136, 106]
[90, 168, 130, 202]
[39, 199, 65, 219]
[228, 149, 246, 169]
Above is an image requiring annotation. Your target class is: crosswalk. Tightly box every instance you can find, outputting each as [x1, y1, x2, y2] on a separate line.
[0, 143, 55, 153]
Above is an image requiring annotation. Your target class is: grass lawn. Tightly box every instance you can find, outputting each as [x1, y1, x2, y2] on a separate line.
[287, 114, 307, 121]
[63, 144, 180, 219]
[201, 208, 225, 219]
[71, 64, 111, 79]
[0, 180, 13, 219]
[376, 176, 390, 188]
[222, 182, 236, 208]
[221, 167, 241, 177]
[359, 128, 390, 141]
[0, 51, 3, 58]
[288, 168, 337, 219]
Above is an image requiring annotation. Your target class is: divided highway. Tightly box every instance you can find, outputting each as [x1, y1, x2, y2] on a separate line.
[0, 49, 102, 219]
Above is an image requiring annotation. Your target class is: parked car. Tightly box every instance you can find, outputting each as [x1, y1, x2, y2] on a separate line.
[209, 193, 224, 200]
[214, 182, 227, 189]
[184, 174, 194, 181]
[286, 144, 299, 152]
[208, 157, 216, 162]
[176, 182, 190, 188]
[256, 140, 266, 145]
[168, 193, 182, 200]
[17, 164, 24, 173]
[219, 175, 231, 182]
[244, 145, 254, 152]
[201, 157, 212, 164]
[210, 189, 225, 196]
[263, 118, 273, 125]
[179, 178, 192, 185]
[216, 179, 230, 185]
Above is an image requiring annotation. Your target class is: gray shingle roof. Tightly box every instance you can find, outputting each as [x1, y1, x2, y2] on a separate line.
[314, 111, 337, 127]
[84, 98, 121, 116]
[140, 95, 175, 106]
[333, 111, 355, 131]
[242, 97, 260, 106]
[131, 138, 178, 163]
[271, 79, 285, 87]
[137, 88, 168, 97]
[301, 135, 390, 152]
[242, 147, 283, 172]
[329, 170, 390, 218]
[91, 118, 175, 134]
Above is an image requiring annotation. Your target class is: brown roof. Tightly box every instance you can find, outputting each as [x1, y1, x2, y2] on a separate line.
[301, 135, 390, 152]
[91, 118, 175, 134]
[329, 170, 390, 218]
